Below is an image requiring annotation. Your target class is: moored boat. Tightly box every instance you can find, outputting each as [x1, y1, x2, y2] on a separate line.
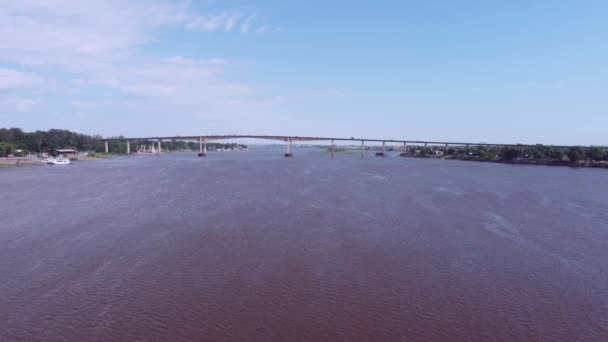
[46, 158, 71, 165]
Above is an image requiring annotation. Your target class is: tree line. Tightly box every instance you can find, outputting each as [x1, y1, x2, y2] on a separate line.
[0, 128, 102, 157]
[0, 127, 246, 157]
[407, 144, 608, 163]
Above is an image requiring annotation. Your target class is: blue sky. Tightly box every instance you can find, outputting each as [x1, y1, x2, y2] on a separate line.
[0, 0, 606, 145]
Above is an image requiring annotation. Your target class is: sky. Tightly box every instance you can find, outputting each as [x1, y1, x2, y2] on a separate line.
[0, 0, 607, 145]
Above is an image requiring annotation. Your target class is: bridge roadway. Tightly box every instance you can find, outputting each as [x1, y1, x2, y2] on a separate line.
[102, 134, 602, 157]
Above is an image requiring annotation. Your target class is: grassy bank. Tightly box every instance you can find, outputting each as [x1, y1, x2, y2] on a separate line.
[0, 160, 44, 167]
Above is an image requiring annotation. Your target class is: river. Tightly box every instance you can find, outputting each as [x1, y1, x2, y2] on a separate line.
[1, 148, 607, 341]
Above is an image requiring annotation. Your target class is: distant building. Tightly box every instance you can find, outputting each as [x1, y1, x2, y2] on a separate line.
[53, 149, 78, 158]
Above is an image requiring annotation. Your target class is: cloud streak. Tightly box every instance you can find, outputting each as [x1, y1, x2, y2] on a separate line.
[0, 68, 43, 90]
[0, 0, 284, 136]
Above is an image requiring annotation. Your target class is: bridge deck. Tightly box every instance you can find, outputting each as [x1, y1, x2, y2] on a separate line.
[102, 135, 603, 149]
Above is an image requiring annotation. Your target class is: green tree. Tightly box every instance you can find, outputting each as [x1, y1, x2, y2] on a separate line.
[550, 150, 564, 161]
[586, 148, 605, 161]
[0, 128, 15, 142]
[501, 147, 520, 161]
[568, 147, 584, 163]
[531, 148, 545, 159]
[419, 147, 431, 157]
[474, 146, 487, 158]
[0, 142, 14, 157]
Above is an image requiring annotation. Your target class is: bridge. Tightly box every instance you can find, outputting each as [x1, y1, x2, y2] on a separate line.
[102, 134, 601, 158]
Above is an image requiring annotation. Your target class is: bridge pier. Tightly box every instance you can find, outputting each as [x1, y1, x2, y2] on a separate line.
[284, 138, 294, 157]
[331, 139, 335, 158]
[400, 142, 407, 157]
[158, 140, 162, 154]
[198, 137, 207, 157]
[361, 140, 365, 158]
[376, 141, 386, 157]
[104, 141, 109, 153]
[126, 140, 131, 155]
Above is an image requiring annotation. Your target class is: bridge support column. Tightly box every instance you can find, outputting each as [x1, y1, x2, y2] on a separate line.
[331, 139, 335, 159]
[198, 137, 207, 157]
[400, 142, 407, 157]
[376, 141, 386, 157]
[361, 140, 365, 158]
[104, 141, 109, 153]
[445, 143, 449, 156]
[284, 138, 293, 157]
[158, 140, 162, 154]
[126, 140, 130, 155]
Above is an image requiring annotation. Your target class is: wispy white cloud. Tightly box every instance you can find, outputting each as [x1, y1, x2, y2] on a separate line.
[255, 24, 281, 34]
[0, 0, 290, 136]
[256, 26, 270, 33]
[0, 1, 273, 67]
[225, 14, 240, 31]
[181, 12, 271, 34]
[0, 98, 38, 112]
[240, 15, 255, 34]
[185, 14, 233, 32]
[162, 56, 227, 66]
[0, 68, 43, 90]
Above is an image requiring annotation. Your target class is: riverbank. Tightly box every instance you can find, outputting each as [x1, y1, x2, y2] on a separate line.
[79, 152, 119, 160]
[0, 159, 45, 167]
[441, 155, 608, 168]
[0, 154, 113, 167]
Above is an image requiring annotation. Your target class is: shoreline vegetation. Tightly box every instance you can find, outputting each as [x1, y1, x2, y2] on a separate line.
[410, 145, 608, 169]
[0, 127, 247, 167]
[320, 144, 608, 169]
[442, 154, 608, 169]
[328, 144, 608, 169]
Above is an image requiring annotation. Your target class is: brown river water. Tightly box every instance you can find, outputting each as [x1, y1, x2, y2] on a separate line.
[1, 149, 607, 341]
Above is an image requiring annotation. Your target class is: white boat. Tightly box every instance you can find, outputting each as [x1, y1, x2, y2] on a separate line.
[46, 158, 71, 165]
